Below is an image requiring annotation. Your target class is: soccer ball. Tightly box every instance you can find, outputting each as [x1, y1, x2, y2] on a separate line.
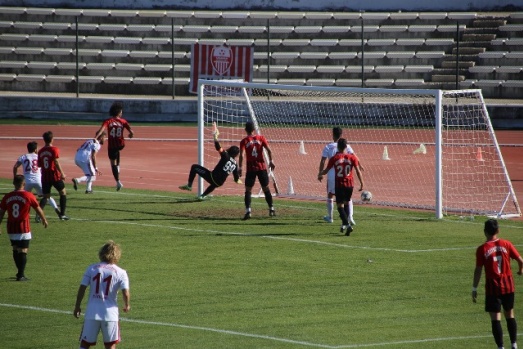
[361, 190, 372, 202]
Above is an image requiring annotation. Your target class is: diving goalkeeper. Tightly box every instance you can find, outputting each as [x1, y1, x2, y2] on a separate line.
[179, 126, 241, 200]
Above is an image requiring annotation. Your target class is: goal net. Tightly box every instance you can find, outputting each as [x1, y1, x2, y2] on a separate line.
[197, 80, 521, 219]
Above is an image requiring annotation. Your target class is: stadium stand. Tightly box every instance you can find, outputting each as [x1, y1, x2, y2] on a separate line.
[0, 7, 522, 99]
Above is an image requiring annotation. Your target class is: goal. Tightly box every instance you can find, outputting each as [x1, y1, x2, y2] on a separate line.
[197, 80, 521, 219]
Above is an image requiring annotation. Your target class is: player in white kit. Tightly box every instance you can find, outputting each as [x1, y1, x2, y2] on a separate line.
[74, 241, 130, 349]
[72, 133, 104, 194]
[318, 127, 358, 225]
[13, 141, 59, 220]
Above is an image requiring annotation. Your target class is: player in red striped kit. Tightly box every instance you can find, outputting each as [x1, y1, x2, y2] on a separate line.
[0, 175, 48, 281]
[13, 141, 60, 221]
[238, 121, 276, 220]
[318, 138, 363, 236]
[95, 101, 134, 191]
[38, 131, 69, 220]
[473, 219, 523, 349]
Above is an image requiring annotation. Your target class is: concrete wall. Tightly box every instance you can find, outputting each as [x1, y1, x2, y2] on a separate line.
[2, 0, 522, 11]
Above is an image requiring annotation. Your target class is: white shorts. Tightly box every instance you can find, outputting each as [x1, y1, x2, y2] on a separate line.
[75, 159, 96, 177]
[80, 319, 120, 346]
[326, 171, 335, 196]
[25, 180, 43, 196]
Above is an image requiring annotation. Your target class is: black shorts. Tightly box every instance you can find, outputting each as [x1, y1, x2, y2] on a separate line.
[11, 239, 30, 249]
[485, 293, 515, 313]
[245, 170, 269, 188]
[334, 186, 353, 204]
[42, 180, 65, 195]
[108, 145, 125, 160]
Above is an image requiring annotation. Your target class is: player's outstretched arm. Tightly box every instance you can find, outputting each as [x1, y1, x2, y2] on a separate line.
[122, 289, 131, 313]
[74, 285, 87, 318]
[472, 266, 482, 303]
[95, 125, 106, 139]
[13, 160, 22, 177]
[355, 166, 364, 191]
[214, 140, 223, 152]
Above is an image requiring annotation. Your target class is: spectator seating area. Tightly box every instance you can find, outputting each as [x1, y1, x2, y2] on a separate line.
[0, 8, 522, 98]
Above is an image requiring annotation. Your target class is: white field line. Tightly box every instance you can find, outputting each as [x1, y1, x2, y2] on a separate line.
[0, 187, 517, 347]
[1, 186, 521, 253]
[0, 303, 494, 348]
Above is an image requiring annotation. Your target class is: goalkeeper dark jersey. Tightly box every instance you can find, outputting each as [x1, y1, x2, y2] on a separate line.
[211, 150, 239, 187]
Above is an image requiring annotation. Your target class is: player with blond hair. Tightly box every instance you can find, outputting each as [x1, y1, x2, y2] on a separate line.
[74, 240, 130, 349]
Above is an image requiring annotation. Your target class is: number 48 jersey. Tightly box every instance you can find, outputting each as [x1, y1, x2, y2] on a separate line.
[101, 117, 131, 149]
[80, 262, 130, 321]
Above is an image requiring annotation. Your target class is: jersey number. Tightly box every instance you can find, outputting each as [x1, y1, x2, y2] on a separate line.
[493, 255, 503, 274]
[93, 273, 113, 296]
[24, 159, 38, 173]
[336, 164, 351, 178]
[11, 203, 20, 218]
[42, 157, 50, 169]
[223, 160, 236, 174]
[110, 127, 123, 138]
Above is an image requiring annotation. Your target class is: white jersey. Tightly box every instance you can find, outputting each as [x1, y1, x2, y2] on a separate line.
[321, 141, 354, 194]
[16, 153, 41, 184]
[75, 139, 101, 163]
[80, 262, 130, 321]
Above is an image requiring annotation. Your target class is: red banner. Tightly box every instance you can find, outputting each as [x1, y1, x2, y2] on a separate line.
[189, 44, 254, 94]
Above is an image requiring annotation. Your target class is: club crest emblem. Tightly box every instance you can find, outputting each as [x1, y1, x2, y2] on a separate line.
[211, 46, 233, 76]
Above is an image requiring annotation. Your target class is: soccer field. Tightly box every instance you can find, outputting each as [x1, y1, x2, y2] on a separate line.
[1, 180, 523, 349]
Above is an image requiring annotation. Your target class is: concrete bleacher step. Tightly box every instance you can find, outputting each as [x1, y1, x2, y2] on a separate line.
[462, 33, 497, 41]
[441, 61, 476, 68]
[472, 19, 507, 28]
[431, 74, 466, 82]
[451, 47, 485, 55]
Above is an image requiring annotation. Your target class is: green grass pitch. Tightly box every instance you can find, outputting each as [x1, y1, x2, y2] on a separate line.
[0, 179, 522, 349]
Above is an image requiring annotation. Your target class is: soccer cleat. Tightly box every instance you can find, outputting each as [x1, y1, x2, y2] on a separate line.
[340, 225, 346, 233]
[16, 276, 30, 281]
[197, 195, 207, 201]
[345, 225, 353, 236]
[269, 209, 276, 217]
[85, 190, 93, 194]
[59, 215, 70, 221]
[116, 181, 123, 191]
[242, 212, 251, 220]
[179, 184, 192, 191]
[72, 178, 78, 191]
[35, 215, 41, 223]
[350, 218, 356, 226]
[323, 215, 333, 223]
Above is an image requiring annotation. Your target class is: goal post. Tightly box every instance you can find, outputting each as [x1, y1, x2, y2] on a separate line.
[197, 79, 521, 219]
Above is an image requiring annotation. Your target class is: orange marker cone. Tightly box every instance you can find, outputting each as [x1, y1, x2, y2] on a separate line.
[476, 147, 485, 161]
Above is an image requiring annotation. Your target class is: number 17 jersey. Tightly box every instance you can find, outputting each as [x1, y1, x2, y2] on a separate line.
[80, 262, 130, 321]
